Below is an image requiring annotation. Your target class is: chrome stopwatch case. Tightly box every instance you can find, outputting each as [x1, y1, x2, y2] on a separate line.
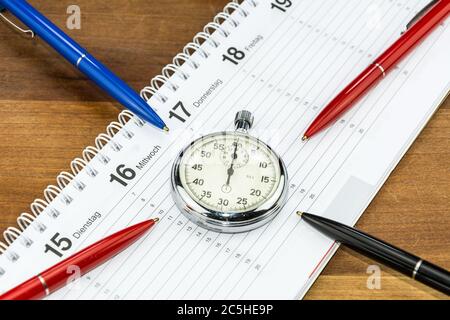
[171, 110, 288, 233]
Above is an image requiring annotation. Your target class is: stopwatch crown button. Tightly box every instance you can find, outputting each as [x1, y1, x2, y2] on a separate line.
[235, 110, 254, 132]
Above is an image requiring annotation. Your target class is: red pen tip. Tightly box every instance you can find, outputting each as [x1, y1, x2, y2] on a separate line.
[302, 135, 309, 141]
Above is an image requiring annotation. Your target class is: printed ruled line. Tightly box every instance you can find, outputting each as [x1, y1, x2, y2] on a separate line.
[52, 0, 439, 300]
[238, 20, 447, 299]
[63, 0, 308, 300]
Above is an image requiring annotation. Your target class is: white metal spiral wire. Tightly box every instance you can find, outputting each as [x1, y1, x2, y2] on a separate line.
[0, 109, 142, 259]
[139, 0, 256, 104]
[0, 0, 258, 263]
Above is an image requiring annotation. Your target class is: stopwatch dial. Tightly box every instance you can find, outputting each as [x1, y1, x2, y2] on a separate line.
[179, 133, 281, 213]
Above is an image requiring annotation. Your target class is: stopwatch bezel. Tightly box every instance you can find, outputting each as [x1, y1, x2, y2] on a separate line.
[170, 131, 288, 233]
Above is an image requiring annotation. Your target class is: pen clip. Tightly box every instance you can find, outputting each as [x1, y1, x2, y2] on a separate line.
[0, 8, 35, 38]
[404, 0, 439, 32]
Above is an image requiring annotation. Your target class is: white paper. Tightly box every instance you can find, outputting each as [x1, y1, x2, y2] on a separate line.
[0, 0, 448, 300]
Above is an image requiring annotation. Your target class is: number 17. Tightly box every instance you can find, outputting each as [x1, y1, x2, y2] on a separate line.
[169, 101, 191, 123]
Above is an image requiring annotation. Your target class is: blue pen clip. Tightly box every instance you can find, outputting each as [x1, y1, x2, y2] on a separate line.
[0, 5, 35, 38]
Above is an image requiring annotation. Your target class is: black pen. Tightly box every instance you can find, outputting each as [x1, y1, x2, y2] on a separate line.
[297, 212, 450, 295]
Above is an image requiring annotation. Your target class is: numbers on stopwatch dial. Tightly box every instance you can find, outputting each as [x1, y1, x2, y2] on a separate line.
[180, 134, 281, 213]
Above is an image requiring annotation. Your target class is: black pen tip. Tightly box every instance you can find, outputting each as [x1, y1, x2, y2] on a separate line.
[297, 212, 315, 219]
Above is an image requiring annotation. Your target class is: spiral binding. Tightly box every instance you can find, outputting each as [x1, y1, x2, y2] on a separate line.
[0, 0, 258, 263]
[140, 0, 258, 102]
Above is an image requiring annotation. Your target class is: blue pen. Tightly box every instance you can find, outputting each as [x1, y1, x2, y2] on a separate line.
[0, 0, 168, 131]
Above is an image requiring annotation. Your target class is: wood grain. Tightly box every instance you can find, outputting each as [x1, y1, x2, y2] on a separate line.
[0, 0, 448, 300]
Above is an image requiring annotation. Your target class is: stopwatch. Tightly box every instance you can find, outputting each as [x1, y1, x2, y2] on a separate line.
[171, 110, 288, 233]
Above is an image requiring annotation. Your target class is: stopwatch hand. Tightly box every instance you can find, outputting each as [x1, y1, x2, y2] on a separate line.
[225, 165, 234, 186]
[225, 139, 239, 186]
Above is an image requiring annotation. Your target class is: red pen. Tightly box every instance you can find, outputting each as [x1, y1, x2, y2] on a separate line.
[0, 218, 159, 300]
[303, 0, 450, 140]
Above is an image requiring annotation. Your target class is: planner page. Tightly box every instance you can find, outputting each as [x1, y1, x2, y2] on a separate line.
[0, 0, 449, 299]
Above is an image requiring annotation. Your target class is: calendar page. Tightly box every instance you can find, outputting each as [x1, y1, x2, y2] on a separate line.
[0, 0, 449, 299]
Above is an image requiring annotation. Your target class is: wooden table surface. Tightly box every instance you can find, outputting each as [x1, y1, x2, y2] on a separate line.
[0, 0, 448, 300]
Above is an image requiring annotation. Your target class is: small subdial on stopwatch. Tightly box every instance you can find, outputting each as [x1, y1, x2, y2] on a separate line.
[221, 143, 249, 168]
